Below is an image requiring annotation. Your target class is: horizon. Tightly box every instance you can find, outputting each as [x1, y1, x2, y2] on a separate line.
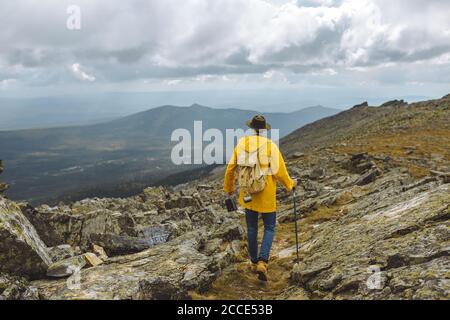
[1, 0, 450, 116]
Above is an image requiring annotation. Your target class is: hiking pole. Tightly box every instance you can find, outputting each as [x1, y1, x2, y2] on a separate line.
[293, 188, 300, 263]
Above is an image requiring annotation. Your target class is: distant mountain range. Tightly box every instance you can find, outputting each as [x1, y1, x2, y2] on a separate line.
[0, 104, 339, 204]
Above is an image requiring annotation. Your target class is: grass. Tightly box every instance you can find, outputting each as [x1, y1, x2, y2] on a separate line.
[191, 202, 348, 300]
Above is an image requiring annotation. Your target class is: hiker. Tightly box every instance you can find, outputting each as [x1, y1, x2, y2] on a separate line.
[223, 115, 297, 281]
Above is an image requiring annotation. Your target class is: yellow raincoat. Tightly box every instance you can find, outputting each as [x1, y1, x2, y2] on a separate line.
[223, 135, 295, 213]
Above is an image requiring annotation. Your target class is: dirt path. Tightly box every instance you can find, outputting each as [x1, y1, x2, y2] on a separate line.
[193, 205, 313, 300]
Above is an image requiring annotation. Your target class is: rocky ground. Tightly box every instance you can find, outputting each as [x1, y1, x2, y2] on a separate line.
[0, 95, 449, 300]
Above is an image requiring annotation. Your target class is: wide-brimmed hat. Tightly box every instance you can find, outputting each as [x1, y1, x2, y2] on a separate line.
[246, 115, 272, 130]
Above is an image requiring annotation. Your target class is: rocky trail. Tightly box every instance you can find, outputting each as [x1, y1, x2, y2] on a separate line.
[1, 95, 449, 300]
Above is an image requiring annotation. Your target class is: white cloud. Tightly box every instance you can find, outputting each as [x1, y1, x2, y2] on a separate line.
[0, 78, 17, 90]
[0, 0, 449, 93]
[70, 63, 96, 82]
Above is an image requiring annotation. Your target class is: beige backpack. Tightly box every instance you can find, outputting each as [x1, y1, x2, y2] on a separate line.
[237, 142, 271, 196]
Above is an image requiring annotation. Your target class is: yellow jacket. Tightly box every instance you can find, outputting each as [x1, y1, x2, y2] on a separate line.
[223, 135, 295, 213]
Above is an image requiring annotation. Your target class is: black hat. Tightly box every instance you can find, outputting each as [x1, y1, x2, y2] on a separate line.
[246, 115, 272, 130]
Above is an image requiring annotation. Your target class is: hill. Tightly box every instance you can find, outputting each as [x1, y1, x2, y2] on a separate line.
[0, 95, 448, 300]
[0, 104, 339, 204]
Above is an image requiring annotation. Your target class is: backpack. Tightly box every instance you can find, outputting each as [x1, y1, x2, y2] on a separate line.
[237, 141, 271, 196]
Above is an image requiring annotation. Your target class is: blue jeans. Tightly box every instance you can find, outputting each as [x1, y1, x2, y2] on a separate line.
[245, 209, 276, 263]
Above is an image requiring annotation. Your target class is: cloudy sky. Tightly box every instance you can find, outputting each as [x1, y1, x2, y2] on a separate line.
[1, 0, 450, 107]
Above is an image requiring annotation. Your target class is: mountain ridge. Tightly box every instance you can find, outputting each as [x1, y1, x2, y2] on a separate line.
[0, 104, 339, 204]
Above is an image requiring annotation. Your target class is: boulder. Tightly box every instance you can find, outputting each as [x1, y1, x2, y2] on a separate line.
[165, 196, 201, 209]
[352, 102, 369, 109]
[46, 255, 86, 278]
[0, 183, 8, 194]
[88, 233, 159, 256]
[34, 231, 238, 300]
[356, 168, 382, 186]
[380, 99, 406, 107]
[92, 244, 108, 261]
[20, 204, 63, 247]
[0, 197, 52, 279]
[309, 168, 325, 180]
[83, 253, 103, 267]
[0, 273, 39, 300]
[48, 244, 75, 263]
[290, 152, 305, 159]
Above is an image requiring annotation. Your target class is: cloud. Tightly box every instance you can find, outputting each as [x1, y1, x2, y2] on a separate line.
[70, 63, 96, 82]
[0, 78, 17, 90]
[0, 0, 449, 92]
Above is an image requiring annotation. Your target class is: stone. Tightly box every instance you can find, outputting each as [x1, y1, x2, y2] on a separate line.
[310, 168, 325, 180]
[48, 244, 75, 263]
[210, 223, 244, 242]
[165, 196, 201, 209]
[0, 273, 39, 300]
[352, 102, 369, 109]
[83, 253, 103, 267]
[92, 244, 108, 261]
[0, 197, 52, 279]
[380, 99, 406, 107]
[33, 232, 236, 300]
[291, 152, 305, 159]
[356, 168, 381, 186]
[46, 255, 86, 278]
[0, 182, 8, 193]
[20, 204, 63, 247]
[197, 184, 214, 190]
[88, 233, 159, 256]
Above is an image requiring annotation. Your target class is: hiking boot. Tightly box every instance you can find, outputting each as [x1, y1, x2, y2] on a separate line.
[249, 262, 258, 273]
[256, 261, 268, 282]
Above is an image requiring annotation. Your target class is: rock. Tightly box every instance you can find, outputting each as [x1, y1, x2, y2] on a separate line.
[0, 273, 39, 300]
[291, 262, 332, 285]
[0, 182, 8, 193]
[88, 233, 160, 256]
[20, 204, 63, 247]
[310, 168, 325, 180]
[137, 276, 190, 300]
[165, 196, 201, 209]
[83, 253, 103, 267]
[352, 102, 369, 109]
[291, 152, 305, 159]
[92, 244, 108, 261]
[356, 168, 381, 186]
[33, 231, 236, 300]
[140, 187, 166, 203]
[197, 184, 214, 191]
[46, 255, 86, 278]
[48, 244, 75, 263]
[0, 197, 52, 279]
[430, 170, 450, 184]
[380, 99, 406, 107]
[210, 223, 244, 242]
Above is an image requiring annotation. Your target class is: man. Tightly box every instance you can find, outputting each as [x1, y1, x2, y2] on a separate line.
[223, 115, 296, 281]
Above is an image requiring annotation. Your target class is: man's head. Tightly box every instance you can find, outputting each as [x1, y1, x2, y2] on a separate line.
[246, 115, 271, 134]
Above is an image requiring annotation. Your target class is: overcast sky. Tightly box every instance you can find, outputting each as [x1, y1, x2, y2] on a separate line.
[1, 0, 450, 107]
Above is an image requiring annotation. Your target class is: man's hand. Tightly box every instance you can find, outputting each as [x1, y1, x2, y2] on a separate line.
[292, 179, 298, 191]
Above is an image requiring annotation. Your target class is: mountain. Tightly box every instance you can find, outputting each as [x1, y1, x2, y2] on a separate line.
[0, 104, 339, 204]
[0, 95, 448, 300]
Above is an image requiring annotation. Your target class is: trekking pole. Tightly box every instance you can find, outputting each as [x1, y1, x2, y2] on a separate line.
[293, 188, 300, 263]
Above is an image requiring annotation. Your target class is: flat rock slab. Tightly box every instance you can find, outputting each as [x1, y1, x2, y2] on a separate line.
[33, 231, 237, 300]
[0, 197, 52, 279]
